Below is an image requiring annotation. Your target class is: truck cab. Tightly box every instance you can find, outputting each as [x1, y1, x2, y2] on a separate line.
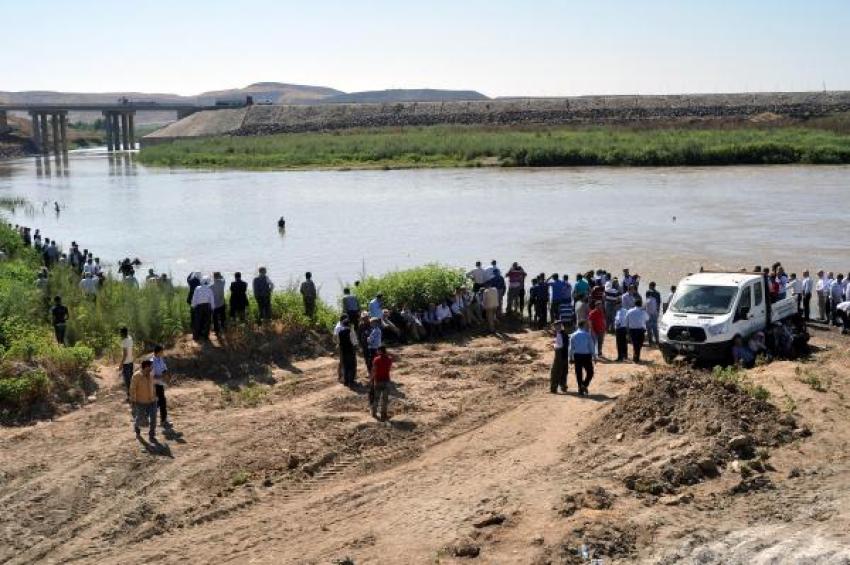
[659, 272, 790, 365]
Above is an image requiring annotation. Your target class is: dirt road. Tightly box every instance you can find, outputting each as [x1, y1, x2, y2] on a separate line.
[2, 328, 849, 564]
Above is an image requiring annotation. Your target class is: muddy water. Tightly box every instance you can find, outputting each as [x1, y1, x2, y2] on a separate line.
[1, 150, 847, 299]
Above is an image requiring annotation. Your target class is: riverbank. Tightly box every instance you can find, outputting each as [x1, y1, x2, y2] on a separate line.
[138, 123, 850, 170]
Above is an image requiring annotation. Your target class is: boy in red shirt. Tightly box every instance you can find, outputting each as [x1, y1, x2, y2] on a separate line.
[588, 302, 607, 357]
[370, 346, 393, 421]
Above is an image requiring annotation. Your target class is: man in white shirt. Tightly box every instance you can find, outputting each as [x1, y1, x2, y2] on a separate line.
[467, 261, 488, 291]
[191, 277, 214, 341]
[815, 271, 829, 322]
[625, 298, 650, 363]
[119, 327, 134, 400]
[79, 272, 98, 296]
[614, 304, 630, 362]
[787, 272, 801, 310]
[800, 270, 813, 320]
[836, 301, 850, 334]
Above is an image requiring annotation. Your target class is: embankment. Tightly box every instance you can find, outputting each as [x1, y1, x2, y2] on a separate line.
[143, 91, 850, 144]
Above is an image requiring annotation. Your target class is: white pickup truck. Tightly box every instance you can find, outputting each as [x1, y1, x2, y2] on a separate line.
[659, 272, 802, 365]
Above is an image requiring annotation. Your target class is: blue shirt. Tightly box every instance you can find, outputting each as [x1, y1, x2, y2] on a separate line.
[548, 279, 567, 301]
[568, 328, 597, 359]
[368, 298, 383, 319]
[367, 326, 382, 349]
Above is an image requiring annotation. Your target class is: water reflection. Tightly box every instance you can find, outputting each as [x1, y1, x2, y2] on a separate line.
[108, 152, 137, 177]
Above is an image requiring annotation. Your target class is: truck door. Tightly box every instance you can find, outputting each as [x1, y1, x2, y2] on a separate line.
[731, 285, 753, 338]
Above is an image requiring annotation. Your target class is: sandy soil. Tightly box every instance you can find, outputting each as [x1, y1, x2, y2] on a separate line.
[1, 326, 849, 564]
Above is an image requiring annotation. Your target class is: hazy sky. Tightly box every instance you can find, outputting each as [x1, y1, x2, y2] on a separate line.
[3, 0, 848, 96]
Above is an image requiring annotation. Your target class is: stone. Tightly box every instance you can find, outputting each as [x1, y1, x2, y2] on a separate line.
[792, 427, 812, 439]
[666, 422, 680, 434]
[616, 432, 624, 441]
[531, 535, 545, 545]
[697, 458, 719, 476]
[729, 460, 742, 474]
[660, 493, 694, 506]
[728, 434, 752, 451]
[472, 514, 506, 528]
[451, 543, 481, 558]
[788, 467, 802, 479]
[778, 413, 796, 427]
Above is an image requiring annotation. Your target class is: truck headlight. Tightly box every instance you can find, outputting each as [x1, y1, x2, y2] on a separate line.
[707, 321, 728, 336]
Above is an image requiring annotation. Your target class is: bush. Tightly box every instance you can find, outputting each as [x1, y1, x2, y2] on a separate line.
[353, 264, 469, 311]
[0, 369, 51, 409]
[269, 289, 337, 332]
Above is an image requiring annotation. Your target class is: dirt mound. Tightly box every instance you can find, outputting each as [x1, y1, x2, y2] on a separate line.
[578, 369, 797, 494]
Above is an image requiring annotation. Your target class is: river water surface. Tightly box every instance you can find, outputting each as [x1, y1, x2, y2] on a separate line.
[1, 150, 847, 300]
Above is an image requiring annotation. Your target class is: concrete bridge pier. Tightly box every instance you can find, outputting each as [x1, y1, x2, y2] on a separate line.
[101, 110, 136, 151]
[29, 112, 42, 152]
[0, 110, 8, 133]
[59, 113, 68, 152]
[39, 113, 50, 155]
[50, 114, 60, 155]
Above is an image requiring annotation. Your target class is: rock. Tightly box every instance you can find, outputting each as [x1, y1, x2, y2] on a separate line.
[616, 432, 624, 442]
[729, 460, 742, 474]
[792, 427, 812, 439]
[654, 416, 671, 428]
[660, 493, 694, 506]
[728, 434, 752, 451]
[286, 454, 301, 470]
[531, 535, 545, 545]
[730, 476, 774, 495]
[450, 542, 481, 558]
[331, 558, 354, 565]
[778, 413, 796, 427]
[697, 458, 719, 476]
[749, 459, 765, 473]
[87, 395, 97, 402]
[640, 422, 656, 435]
[666, 422, 680, 434]
[706, 422, 722, 435]
[788, 467, 802, 479]
[262, 478, 274, 487]
[472, 514, 506, 528]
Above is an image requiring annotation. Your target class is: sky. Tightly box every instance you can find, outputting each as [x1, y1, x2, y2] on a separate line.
[2, 0, 849, 97]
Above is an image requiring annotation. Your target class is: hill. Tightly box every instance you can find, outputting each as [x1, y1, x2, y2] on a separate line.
[195, 82, 344, 105]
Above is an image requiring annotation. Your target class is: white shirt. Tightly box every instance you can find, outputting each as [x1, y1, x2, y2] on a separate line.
[625, 307, 649, 330]
[83, 263, 94, 275]
[436, 304, 452, 321]
[614, 308, 629, 329]
[837, 301, 850, 314]
[787, 278, 801, 295]
[801, 277, 813, 294]
[553, 332, 565, 349]
[191, 284, 214, 307]
[816, 277, 829, 293]
[79, 277, 98, 294]
[121, 336, 134, 364]
[620, 292, 635, 310]
[468, 267, 487, 285]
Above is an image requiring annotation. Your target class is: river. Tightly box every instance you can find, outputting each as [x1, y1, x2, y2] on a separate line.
[1, 150, 847, 300]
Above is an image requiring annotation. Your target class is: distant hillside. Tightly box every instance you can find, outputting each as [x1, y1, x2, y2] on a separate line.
[321, 89, 489, 104]
[195, 82, 344, 105]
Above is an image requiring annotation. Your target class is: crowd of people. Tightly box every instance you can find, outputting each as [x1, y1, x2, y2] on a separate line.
[6, 223, 850, 431]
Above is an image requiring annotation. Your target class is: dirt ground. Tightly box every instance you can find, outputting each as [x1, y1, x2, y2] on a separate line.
[1, 325, 849, 564]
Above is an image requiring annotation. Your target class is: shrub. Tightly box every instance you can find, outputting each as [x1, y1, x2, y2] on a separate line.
[353, 264, 469, 311]
[0, 369, 51, 409]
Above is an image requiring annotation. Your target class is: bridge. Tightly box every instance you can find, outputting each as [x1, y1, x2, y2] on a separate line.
[0, 100, 248, 154]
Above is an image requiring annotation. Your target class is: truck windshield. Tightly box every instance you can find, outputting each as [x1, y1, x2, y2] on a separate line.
[669, 284, 739, 315]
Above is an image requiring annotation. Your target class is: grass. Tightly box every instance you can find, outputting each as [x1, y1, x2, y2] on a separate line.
[795, 366, 830, 392]
[712, 365, 770, 401]
[0, 217, 337, 420]
[219, 381, 270, 408]
[353, 264, 469, 311]
[138, 123, 850, 170]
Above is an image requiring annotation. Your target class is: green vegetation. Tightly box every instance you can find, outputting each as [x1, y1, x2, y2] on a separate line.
[353, 264, 469, 311]
[139, 123, 850, 170]
[219, 381, 270, 408]
[795, 366, 830, 392]
[0, 218, 336, 421]
[712, 365, 770, 401]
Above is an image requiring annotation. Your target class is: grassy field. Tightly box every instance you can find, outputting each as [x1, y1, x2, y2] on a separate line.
[138, 123, 850, 170]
